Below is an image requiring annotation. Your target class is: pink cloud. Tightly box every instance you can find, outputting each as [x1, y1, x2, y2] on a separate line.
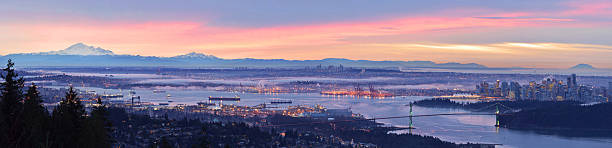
[561, 0, 612, 16]
[1, 11, 582, 57]
[0, 7, 609, 68]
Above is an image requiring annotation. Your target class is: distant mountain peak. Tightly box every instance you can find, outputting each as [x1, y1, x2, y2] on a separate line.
[570, 64, 596, 69]
[71, 42, 87, 46]
[43, 43, 114, 55]
[173, 52, 219, 59]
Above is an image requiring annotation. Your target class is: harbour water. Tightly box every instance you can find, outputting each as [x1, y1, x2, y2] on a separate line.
[70, 87, 612, 148]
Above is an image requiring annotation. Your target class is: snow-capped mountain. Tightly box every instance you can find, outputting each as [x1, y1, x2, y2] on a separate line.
[172, 52, 219, 59]
[569, 64, 596, 70]
[41, 43, 114, 55]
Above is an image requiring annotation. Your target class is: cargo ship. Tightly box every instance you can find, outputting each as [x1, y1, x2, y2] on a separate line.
[270, 99, 292, 104]
[153, 90, 166, 93]
[100, 94, 124, 99]
[208, 96, 241, 101]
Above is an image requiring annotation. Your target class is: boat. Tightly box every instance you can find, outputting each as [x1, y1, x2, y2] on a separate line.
[153, 90, 166, 93]
[158, 103, 169, 106]
[270, 99, 292, 104]
[100, 94, 124, 99]
[208, 96, 240, 101]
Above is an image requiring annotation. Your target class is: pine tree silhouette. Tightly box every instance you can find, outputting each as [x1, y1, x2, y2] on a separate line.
[23, 83, 50, 147]
[79, 97, 112, 147]
[51, 86, 86, 148]
[0, 59, 26, 147]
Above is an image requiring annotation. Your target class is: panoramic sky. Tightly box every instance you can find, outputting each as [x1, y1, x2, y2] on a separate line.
[1, 0, 611, 68]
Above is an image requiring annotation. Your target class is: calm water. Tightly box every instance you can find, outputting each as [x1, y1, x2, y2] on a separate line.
[70, 87, 612, 148]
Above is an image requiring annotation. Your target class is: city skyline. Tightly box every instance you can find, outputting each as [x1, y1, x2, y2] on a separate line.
[1, 0, 612, 68]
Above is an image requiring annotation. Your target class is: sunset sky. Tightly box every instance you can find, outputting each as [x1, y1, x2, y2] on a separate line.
[1, 0, 611, 68]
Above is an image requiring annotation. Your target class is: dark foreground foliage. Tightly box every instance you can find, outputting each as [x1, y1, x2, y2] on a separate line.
[266, 115, 487, 148]
[0, 60, 111, 148]
[110, 106, 355, 148]
[498, 102, 612, 133]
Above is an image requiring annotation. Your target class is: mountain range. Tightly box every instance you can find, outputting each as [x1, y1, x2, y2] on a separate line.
[0, 43, 499, 69]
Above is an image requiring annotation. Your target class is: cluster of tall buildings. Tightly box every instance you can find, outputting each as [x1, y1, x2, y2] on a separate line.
[477, 74, 610, 102]
[304, 64, 345, 72]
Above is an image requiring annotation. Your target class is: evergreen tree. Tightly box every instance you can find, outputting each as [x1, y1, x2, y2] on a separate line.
[51, 86, 86, 148]
[0, 59, 25, 147]
[160, 137, 173, 148]
[23, 83, 50, 148]
[79, 97, 112, 148]
[192, 127, 210, 148]
[148, 137, 174, 148]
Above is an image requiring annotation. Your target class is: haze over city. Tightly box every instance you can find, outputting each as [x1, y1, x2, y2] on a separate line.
[1, 0, 612, 68]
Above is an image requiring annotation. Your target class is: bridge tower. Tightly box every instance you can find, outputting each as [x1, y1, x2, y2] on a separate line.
[409, 103, 414, 133]
[495, 104, 500, 127]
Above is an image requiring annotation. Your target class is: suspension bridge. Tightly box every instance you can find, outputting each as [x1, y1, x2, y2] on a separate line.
[403, 102, 520, 129]
[264, 102, 520, 128]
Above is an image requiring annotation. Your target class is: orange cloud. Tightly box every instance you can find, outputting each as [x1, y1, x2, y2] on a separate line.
[353, 42, 612, 68]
